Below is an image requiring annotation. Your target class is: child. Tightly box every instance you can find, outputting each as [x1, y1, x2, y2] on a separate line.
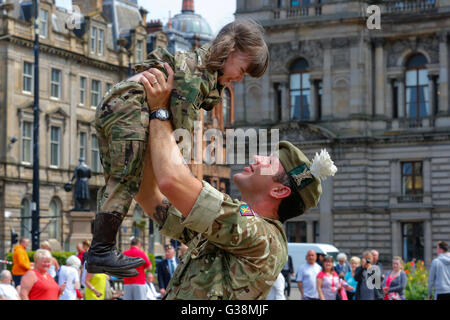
[86, 19, 269, 277]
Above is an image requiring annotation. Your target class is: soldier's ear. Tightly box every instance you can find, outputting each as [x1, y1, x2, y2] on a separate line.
[269, 185, 291, 200]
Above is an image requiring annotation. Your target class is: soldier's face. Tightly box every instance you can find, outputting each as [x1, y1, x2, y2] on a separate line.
[233, 155, 282, 195]
[218, 50, 251, 86]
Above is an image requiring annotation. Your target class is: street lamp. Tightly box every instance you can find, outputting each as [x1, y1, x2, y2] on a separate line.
[31, 0, 41, 251]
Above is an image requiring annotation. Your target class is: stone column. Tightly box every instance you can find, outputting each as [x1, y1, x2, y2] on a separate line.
[397, 76, 405, 118]
[322, 40, 333, 119]
[374, 39, 386, 116]
[428, 74, 436, 117]
[391, 220, 401, 257]
[424, 220, 432, 267]
[386, 78, 394, 119]
[438, 32, 449, 114]
[319, 177, 333, 243]
[309, 79, 317, 121]
[306, 220, 314, 243]
[280, 82, 290, 122]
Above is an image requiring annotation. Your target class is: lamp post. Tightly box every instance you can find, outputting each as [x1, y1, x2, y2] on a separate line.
[31, 0, 40, 251]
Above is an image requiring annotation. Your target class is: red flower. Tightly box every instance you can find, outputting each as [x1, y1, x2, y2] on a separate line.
[405, 270, 410, 275]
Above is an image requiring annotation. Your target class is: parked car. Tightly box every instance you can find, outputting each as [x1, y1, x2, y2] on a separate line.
[288, 243, 340, 281]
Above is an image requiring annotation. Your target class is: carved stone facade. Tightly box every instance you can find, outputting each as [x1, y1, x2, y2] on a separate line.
[233, 0, 450, 266]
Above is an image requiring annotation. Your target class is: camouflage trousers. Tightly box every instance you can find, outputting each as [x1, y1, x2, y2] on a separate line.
[95, 81, 150, 219]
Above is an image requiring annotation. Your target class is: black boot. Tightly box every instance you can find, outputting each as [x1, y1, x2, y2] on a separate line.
[86, 212, 145, 278]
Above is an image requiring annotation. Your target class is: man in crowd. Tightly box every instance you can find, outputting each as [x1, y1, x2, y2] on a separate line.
[355, 251, 383, 300]
[296, 250, 322, 300]
[156, 244, 179, 297]
[123, 237, 152, 300]
[0, 270, 20, 300]
[12, 237, 31, 287]
[428, 241, 450, 300]
[131, 65, 335, 299]
[371, 249, 384, 280]
[281, 255, 294, 298]
[145, 272, 161, 300]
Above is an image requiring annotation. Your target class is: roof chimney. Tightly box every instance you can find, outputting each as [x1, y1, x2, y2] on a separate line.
[182, 0, 194, 13]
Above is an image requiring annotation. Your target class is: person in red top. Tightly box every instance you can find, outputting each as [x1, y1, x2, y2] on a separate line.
[122, 237, 151, 300]
[19, 249, 66, 300]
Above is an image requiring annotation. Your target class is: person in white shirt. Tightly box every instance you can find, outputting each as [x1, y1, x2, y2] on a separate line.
[145, 272, 161, 300]
[266, 272, 286, 300]
[296, 250, 322, 300]
[0, 270, 20, 300]
[58, 255, 81, 300]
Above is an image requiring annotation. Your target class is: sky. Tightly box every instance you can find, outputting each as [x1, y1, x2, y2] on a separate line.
[55, 0, 236, 35]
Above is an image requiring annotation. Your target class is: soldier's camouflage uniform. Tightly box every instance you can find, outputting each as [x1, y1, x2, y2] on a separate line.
[160, 181, 289, 300]
[95, 44, 223, 217]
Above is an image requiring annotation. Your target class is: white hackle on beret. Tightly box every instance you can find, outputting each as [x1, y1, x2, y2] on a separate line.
[310, 149, 337, 180]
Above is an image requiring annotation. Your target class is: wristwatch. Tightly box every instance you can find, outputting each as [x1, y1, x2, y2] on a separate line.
[150, 109, 171, 121]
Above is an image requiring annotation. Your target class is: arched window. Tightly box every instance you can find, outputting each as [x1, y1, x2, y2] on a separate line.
[405, 54, 429, 119]
[222, 88, 232, 127]
[289, 58, 310, 120]
[20, 199, 32, 238]
[48, 199, 60, 240]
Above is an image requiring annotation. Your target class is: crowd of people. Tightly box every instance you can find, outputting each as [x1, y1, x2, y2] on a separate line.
[2, 237, 449, 300]
[1, 236, 185, 300]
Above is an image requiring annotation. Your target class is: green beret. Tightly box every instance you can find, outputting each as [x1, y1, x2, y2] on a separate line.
[278, 141, 322, 212]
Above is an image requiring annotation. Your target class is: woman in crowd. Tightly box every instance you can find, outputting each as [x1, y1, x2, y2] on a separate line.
[58, 255, 81, 300]
[40, 241, 60, 279]
[344, 256, 360, 300]
[317, 256, 341, 300]
[19, 249, 65, 300]
[382, 256, 408, 300]
[84, 271, 109, 300]
[335, 253, 351, 278]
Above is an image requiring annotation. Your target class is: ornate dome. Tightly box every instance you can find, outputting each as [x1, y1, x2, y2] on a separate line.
[171, 12, 214, 39]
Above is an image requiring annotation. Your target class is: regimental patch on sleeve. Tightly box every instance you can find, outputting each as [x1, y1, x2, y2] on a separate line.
[239, 204, 255, 217]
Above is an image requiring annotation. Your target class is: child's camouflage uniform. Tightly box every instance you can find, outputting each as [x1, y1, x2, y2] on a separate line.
[95, 44, 223, 219]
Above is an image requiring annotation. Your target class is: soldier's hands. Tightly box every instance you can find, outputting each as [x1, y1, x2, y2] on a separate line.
[140, 63, 175, 113]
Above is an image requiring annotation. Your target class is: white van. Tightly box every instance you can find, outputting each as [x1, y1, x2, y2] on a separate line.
[287, 243, 340, 281]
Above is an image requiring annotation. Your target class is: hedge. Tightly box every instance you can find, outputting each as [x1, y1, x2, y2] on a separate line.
[5, 251, 77, 271]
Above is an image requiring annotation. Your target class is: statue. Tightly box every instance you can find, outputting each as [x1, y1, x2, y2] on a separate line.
[64, 158, 92, 211]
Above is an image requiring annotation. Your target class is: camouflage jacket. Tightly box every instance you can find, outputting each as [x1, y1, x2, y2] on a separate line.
[133, 44, 224, 132]
[160, 181, 288, 300]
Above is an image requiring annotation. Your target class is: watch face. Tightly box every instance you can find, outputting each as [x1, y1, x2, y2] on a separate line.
[157, 109, 169, 120]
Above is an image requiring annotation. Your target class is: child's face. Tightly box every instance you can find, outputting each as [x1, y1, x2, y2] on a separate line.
[218, 50, 251, 86]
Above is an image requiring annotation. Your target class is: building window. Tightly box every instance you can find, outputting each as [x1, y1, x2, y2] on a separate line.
[435, 76, 440, 115]
[98, 29, 104, 56]
[39, 9, 48, 38]
[23, 62, 34, 93]
[401, 161, 423, 201]
[91, 80, 101, 107]
[289, 58, 310, 120]
[91, 26, 97, 54]
[136, 40, 143, 62]
[22, 121, 33, 164]
[402, 222, 424, 262]
[50, 126, 61, 167]
[222, 88, 232, 127]
[80, 77, 86, 105]
[48, 199, 60, 240]
[79, 132, 87, 161]
[313, 221, 320, 243]
[204, 110, 212, 125]
[91, 134, 101, 172]
[106, 83, 112, 94]
[291, 0, 310, 6]
[286, 221, 307, 243]
[405, 54, 429, 119]
[393, 80, 399, 119]
[20, 199, 32, 238]
[51, 69, 62, 99]
[317, 80, 323, 120]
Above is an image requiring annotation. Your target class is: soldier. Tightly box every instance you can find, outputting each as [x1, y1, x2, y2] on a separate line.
[87, 19, 270, 278]
[132, 65, 337, 299]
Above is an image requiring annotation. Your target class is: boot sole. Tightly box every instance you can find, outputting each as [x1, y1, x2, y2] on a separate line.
[86, 265, 139, 278]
